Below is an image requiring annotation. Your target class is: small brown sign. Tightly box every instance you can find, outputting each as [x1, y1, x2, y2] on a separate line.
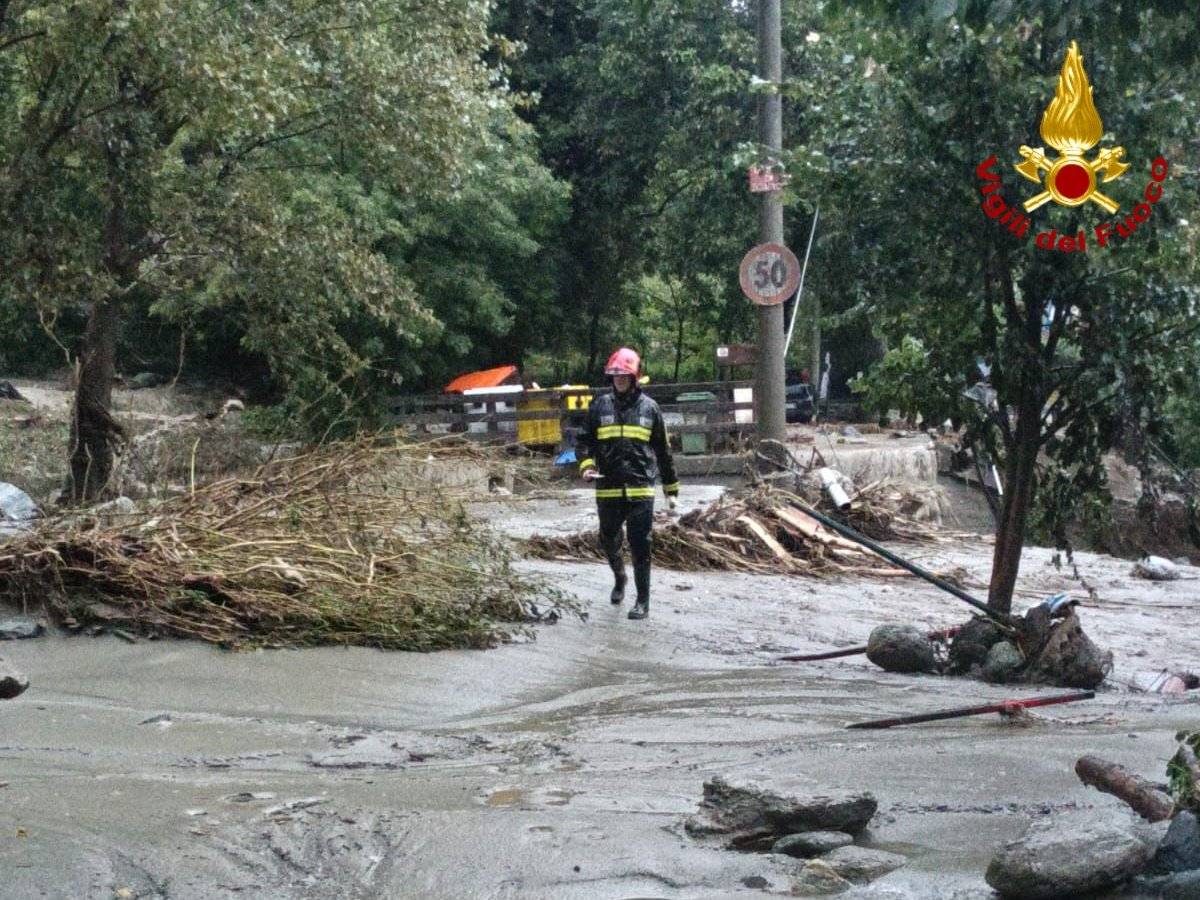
[739, 242, 801, 306]
[715, 343, 757, 367]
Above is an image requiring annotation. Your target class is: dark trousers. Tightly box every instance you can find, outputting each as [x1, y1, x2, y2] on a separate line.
[597, 498, 653, 601]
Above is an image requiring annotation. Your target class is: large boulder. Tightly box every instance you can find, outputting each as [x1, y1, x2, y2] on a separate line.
[1023, 610, 1111, 689]
[1147, 811, 1200, 875]
[772, 831, 853, 859]
[948, 615, 1005, 674]
[866, 625, 936, 674]
[686, 777, 876, 850]
[820, 846, 907, 883]
[985, 814, 1157, 898]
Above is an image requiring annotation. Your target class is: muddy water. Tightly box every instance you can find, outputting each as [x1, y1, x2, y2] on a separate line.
[2, 491, 1198, 898]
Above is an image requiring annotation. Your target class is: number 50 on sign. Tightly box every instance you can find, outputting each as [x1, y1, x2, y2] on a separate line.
[738, 242, 801, 306]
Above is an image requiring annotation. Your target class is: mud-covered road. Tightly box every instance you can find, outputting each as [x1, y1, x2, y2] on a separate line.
[1, 487, 1197, 898]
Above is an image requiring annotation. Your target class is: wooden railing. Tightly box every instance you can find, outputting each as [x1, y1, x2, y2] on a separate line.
[386, 381, 757, 448]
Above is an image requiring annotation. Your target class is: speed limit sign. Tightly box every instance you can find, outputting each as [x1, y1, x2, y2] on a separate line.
[738, 242, 801, 306]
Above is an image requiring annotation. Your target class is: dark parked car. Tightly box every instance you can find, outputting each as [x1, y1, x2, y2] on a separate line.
[785, 381, 814, 423]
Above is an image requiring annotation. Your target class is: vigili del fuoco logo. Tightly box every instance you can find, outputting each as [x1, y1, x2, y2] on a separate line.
[975, 41, 1169, 253]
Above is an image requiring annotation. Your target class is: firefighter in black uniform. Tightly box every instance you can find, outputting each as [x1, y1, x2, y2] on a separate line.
[575, 347, 679, 620]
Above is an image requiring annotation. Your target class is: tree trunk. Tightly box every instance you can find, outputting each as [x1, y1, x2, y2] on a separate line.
[1075, 755, 1175, 822]
[67, 297, 124, 501]
[987, 384, 1040, 615]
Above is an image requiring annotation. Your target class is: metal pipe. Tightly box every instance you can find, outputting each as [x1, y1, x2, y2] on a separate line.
[787, 494, 1010, 628]
[846, 691, 1094, 730]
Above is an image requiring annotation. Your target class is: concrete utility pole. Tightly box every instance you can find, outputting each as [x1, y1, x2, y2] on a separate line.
[755, 0, 786, 444]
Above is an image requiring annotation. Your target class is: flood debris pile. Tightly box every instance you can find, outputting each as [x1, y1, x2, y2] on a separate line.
[988, 732, 1200, 898]
[866, 602, 1112, 689]
[527, 483, 961, 577]
[0, 440, 574, 650]
[685, 776, 906, 895]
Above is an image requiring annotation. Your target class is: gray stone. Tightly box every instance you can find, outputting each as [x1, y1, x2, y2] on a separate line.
[1148, 811, 1200, 875]
[821, 846, 907, 883]
[1023, 610, 1112, 690]
[949, 615, 1005, 674]
[772, 831, 854, 858]
[1132, 869, 1200, 898]
[0, 664, 29, 699]
[0, 481, 36, 538]
[685, 777, 877, 848]
[791, 860, 851, 895]
[866, 625, 937, 674]
[985, 814, 1157, 899]
[0, 617, 44, 640]
[981, 640, 1024, 684]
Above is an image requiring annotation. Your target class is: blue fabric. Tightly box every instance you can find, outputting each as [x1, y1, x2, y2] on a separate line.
[555, 448, 577, 466]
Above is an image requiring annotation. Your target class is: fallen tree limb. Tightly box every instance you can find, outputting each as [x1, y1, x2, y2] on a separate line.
[1075, 754, 1175, 822]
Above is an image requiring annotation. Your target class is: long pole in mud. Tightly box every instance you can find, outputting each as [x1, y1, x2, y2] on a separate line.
[846, 691, 1094, 729]
[789, 496, 1011, 628]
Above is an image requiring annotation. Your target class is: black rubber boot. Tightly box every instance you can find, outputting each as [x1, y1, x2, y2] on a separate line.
[609, 566, 626, 604]
[627, 561, 650, 619]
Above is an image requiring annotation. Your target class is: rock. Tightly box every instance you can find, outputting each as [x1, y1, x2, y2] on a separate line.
[0, 617, 45, 641]
[981, 641, 1024, 684]
[1133, 556, 1180, 581]
[821, 846, 907, 883]
[772, 831, 854, 858]
[685, 777, 877, 848]
[866, 625, 937, 674]
[0, 482, 37, 538]
[1132, 869, 1200, 898]
[1023, 610, 1112, 689]
[1148, 811, 1200, 875]
[985, 814, 1157, 898]
[791, 860, 852, 895]
[0, 663, 29, 699]
[0, 381, 26, 401]
[949, 615, 1006, 674]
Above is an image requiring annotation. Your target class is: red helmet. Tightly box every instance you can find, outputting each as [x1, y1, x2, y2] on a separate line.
[605, 347, 640, 377]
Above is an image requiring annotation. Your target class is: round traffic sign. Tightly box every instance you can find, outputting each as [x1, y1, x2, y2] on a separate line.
[738, 242, 801, 306]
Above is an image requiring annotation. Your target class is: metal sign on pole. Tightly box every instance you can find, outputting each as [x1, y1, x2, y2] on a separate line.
[739, 242, 800, 307]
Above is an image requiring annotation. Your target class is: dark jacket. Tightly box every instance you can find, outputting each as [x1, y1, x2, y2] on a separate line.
[576, 387, 679, 501]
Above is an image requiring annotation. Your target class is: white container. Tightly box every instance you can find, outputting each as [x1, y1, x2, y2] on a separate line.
[462, 384, 523, 433]
[733, 387, 754, 424]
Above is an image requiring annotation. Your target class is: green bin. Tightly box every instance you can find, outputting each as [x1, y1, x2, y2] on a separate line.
[675, 391, 717, 455]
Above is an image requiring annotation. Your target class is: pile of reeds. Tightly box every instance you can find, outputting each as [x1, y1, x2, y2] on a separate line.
[525, 483, 962, 577]
[0, 438, 574, 650]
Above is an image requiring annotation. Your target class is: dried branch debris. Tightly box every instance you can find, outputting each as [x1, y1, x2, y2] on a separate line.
[0, 439, 575, 650]
[526, 483, 968, 578]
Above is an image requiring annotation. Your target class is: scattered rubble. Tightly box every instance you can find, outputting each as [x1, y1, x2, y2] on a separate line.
[985, 812, 1161, 898]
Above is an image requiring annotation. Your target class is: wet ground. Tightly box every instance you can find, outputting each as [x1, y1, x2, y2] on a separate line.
[1, 486, 1198, 898]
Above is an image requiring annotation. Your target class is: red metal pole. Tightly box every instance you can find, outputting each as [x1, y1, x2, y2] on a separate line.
[845, 691, 1095, 730]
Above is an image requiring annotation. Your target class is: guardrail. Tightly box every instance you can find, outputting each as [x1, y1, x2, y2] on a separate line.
[386, 381, 757, 449]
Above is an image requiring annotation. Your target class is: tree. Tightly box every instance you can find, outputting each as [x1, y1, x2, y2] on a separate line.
[847, 2, 1200, 613]
[1, 0, 506, 498]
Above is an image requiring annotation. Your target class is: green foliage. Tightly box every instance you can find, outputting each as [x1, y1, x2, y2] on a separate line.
[1165, 394, 1200, 470]
[1167, 730, 1200, 813]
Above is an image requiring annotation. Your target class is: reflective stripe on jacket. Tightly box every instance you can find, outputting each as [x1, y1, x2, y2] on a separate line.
[575, 388, 679, 500]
